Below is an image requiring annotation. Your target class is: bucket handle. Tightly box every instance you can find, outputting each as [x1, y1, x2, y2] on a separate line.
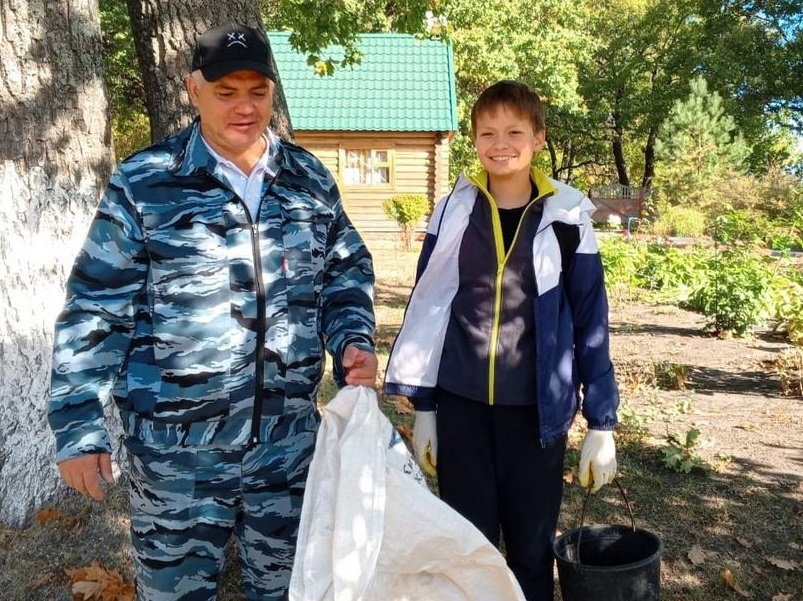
[574, 478, 636, 568]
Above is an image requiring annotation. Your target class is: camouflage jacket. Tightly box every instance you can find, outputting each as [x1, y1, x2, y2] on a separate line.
[49, 120, 375, 461]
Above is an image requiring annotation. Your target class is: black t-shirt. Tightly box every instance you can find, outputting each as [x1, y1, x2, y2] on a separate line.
[497, 182, 539, 252]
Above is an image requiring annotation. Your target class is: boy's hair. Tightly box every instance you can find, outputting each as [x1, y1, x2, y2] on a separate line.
[470, 80, 546, 138]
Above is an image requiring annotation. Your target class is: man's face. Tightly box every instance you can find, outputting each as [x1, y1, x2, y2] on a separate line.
[186, 70, 274, 162]
[473, 104, 544, 181]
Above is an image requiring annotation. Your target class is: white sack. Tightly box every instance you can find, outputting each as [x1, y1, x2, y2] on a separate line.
[289, 385, 526, 601]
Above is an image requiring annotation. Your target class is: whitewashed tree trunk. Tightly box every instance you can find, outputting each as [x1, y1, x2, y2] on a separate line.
[0, 0, 118, 527]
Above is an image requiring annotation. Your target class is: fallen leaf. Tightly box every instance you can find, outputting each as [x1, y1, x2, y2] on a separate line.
[563, 469, 575, 485]
[397, 424, 412, 443]
[391, 397, 413, 415]
[72, 580, 101, 598]
[66, 561, 135, 601]
[60, 514, 86, 537]
[735, 422, 757, 431]
[688, 545, 706, 565]
[734, 536, 753, 549]
[36, 509, 60, 523]
[720, 568, 750, 597]
[771, 594, 791, 601]
[768, 557, 798, 571]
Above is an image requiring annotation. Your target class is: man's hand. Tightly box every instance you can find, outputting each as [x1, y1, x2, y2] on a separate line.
[342, 345, 378, 387]
[57, 453, 114, 501]
[578, 429, 617, 493]
[413, 410, 437, 477]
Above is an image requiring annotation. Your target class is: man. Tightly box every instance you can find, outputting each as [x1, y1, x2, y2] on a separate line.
[48, 22, 377, 601]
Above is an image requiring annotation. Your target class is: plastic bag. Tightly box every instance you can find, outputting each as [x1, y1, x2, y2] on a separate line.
[289, 386, 525, 601]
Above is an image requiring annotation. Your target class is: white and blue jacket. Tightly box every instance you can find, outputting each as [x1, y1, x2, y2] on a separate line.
[384, 169, 618, 445]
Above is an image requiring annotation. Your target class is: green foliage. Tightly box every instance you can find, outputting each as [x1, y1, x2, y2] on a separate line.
[111, 111, 151, 162]
[711, 209, 766, 245]
[601, 238, 712, 304]
[654, 362, 689, 390]
[653, 76, 749, 214]
[638, 244, 707, 300]
[616, 402, 654, 447]
[599, 236, 646, 301]
[687, 247, 772, 337]
[383, 194, 430, 250]
[765, 275, 803, 346]
[442, 0, 592, 182]
[99, 0, 151, 157]
[261, 0, 435, 74]
[662, 428, 707, 473]
[99, 0, 148, 153]
[776, 348, 803, 396]
[651, 206, 707, 238]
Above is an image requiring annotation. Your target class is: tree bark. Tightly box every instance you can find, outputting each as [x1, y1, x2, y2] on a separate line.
[0, 0, 117, 527]
[611, 89, 630, 187]
[642, 125, 658, 190]
[126, 0, 293, 141]
[546, 136, 559, 179]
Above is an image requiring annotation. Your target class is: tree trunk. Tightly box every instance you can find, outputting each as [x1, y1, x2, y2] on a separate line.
[611, 90, 630, 187]
[642, 125, 658, 190]
[0, 0, 117, 527]
[126, 0, 293, 141]
[546, 136, 559, 179]
[612, 130, 630, 187]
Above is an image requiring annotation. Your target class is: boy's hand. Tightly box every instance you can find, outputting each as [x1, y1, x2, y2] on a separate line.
[578, 430, 616, 492]
[413, 411, 438, 476]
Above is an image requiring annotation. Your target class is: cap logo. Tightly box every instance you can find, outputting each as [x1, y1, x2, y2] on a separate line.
[226, 32, 247, 48]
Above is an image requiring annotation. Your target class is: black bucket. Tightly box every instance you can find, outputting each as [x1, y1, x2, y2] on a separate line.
[553, 479, 664, 601]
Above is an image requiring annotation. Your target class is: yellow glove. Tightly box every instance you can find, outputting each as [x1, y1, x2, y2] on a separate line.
[412, 410, 437, 476]
[578, 429, 617, 492]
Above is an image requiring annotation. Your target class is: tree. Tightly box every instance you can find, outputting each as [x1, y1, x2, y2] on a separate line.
[0, 0, 116, 527]
[653, 76, 749, 214]
[125, 0, 293, 141]
[100, 0, 150, 159]
[440, 0, 593, 183]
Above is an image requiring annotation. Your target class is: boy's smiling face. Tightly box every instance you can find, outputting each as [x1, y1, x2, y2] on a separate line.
[473, 104, 545, 181]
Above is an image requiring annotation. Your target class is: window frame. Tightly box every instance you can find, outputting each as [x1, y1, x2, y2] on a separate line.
[338, 143, 395, 189]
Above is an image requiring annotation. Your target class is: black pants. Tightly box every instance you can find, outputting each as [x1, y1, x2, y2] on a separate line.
[436, 390, 566, 601]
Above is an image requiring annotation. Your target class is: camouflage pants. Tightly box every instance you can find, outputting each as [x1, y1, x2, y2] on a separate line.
[125, 418, 316, 601]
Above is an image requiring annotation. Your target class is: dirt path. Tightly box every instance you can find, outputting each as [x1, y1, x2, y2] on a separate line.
[566, 302, 803, 600]
[608, 303, 802, 491]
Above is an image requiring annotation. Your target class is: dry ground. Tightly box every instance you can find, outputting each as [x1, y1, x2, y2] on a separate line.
[0, 236, 800, 600]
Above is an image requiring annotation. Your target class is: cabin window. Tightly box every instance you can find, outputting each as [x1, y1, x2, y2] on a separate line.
[343, 149, 391, 186]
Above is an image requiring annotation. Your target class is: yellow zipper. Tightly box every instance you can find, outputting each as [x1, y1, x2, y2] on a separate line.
[469, 172, 550, 405]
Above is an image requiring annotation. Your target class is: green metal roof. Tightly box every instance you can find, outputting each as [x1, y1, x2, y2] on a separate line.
[268, 32, 458, 133]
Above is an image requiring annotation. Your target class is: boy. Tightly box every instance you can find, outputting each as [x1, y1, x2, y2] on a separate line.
[384, 80, 619, 600]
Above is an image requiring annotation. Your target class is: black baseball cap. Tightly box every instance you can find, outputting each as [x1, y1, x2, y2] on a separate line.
[192, 23, 276, 82]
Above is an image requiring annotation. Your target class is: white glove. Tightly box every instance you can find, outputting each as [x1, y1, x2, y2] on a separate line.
[412, 410, 437, 476]
[578, 429, 617, 492]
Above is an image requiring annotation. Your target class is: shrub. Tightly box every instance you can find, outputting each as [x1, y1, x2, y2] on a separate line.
[112, 110, 151, 161]
[776, 348, 803, 396]
[383, 193, 430, 250]
[766, 275, 803, 345]
[687, 247, 771, 336]
[599, 237, 646, 302]
[711, 209, 766, 245]
[652, 206, 707, 238]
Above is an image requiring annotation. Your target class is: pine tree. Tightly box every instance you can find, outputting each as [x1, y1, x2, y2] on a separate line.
[653, 77, 749, 213]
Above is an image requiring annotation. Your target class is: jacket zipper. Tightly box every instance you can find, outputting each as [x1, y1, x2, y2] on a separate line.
[248, 219, 267, 447]
[485, 190, 551, 405]
[246, 169, 280, 447]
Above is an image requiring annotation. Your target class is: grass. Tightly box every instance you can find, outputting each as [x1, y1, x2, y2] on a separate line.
[1, 234, 800, 600]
